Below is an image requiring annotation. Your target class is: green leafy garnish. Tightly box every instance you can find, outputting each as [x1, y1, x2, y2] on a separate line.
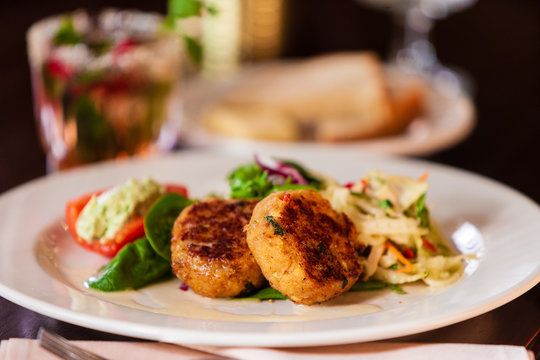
[378, 199, 393, 210]
[144, 193, 194, 261]
[168, 0, 205, 18]
[228, 163, 275, 199]
[181, 34, 203, 66]
[350, 280, 387, 292]
[379, 199, 394, 210]
[265, 215, 284, 236]
[415, 193, 430, 228]
[227, 162, 319, 199]
[238, 287, 288, 300]
[351, 191, 368, 199]
[387, 283, 407, 294]
[87, 237, 171, 292]
[350, 280, 407, 294]
[53, 17, 82, 45]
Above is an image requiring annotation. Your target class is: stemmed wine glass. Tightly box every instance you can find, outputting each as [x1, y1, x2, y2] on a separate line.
[358, 0, 477, 95]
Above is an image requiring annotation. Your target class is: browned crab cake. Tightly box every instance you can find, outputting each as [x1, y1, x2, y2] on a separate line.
[245, 189, 361, 305]
[171, 198, 265, 298]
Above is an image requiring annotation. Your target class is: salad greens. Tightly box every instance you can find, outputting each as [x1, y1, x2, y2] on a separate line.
[87, 237, 171, 292]
[227, 160, 321, 199]
[350, 280, 406, 295]
[239, 287, 287, 301]
[84, 156, 462, 301]
[144, 193, 194, 261]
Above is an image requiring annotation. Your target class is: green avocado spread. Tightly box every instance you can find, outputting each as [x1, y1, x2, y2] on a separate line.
[76, 178, 165, 242]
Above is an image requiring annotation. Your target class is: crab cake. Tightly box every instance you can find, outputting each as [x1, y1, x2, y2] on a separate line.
[171, 198, 265, 298]
[245, 189, 361, 305]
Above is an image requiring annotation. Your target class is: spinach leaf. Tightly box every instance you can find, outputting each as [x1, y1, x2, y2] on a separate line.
[144, 193, 193, 261]
[87, 237, 171, 292]
[237, 286, 288, 300]
[350, 280, 387, 292]
[350, 280, 407, 294]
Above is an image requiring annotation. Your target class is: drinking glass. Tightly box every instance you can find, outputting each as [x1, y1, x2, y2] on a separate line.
[358, 0, 476, 94]
[27, 9, 183, 171]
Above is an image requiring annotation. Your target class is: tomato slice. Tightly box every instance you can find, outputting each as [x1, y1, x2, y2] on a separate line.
[165, 184, 188, 197]
[65, 184, 188, 257]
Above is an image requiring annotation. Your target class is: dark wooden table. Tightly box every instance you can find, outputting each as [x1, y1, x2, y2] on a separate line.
[1, 0, 539, 350]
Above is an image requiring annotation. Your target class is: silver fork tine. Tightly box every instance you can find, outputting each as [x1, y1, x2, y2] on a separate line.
[38, 327, 110, 360]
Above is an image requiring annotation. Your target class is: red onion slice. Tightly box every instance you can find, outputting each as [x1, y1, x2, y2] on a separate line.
[254, 154, 308, 185]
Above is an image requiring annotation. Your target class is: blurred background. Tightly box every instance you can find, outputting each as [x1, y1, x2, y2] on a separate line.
[1, 0, 539, 196]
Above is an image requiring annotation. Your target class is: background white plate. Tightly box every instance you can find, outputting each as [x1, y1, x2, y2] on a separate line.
[0, 148, 538, 347]
[180, 65, 476, 156]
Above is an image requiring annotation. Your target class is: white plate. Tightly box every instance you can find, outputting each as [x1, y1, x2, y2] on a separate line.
[180, 66, 476, 156]
[0, 148, 539, 347]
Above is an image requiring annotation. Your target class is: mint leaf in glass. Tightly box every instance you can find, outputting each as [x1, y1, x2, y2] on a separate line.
[53, 17, 82, 45]
[168, 0, 204, 18]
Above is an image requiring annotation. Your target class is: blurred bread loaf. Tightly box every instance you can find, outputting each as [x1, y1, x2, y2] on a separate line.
[203, 52, 425, 142]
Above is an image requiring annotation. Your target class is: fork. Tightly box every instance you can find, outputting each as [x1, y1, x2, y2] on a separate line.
[37, 327, 110, 360]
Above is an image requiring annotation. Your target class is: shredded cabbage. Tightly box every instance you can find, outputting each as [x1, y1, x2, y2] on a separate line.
[321, 170, 465, 288]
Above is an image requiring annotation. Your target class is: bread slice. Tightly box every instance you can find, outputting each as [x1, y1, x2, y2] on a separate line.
[203, 52, 424, 142]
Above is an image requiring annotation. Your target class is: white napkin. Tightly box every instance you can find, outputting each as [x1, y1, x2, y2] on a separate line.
[0, 339, 534, 360]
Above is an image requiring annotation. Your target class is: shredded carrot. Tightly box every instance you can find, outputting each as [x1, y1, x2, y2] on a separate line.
[361, 179, 367, 192]
[386, 242, 414, 273]
[418, 171, 429, 182]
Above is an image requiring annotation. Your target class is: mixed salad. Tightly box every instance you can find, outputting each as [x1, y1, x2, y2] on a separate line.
[65, 155, 466, 300]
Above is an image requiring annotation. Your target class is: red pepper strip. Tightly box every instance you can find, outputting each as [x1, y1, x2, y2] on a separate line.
[402, 248, 415, 259]
[422, 237, 437, 253]
[279, 193, 290, 202]
[65, 184, 188, 257]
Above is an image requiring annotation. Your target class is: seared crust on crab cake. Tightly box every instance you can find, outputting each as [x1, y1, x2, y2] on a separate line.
[245, 189, 361, 305]
[171, 198, 265, 298]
